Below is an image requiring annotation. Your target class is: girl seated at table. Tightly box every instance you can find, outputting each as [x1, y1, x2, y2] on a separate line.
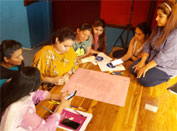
[0, 67, 72, 131]
[119, 22, 151, 62]
[90, 18, 107, 54]
[33, 28, 79, 86]
[72, 23, 92, 59]
[130, 1, 177, 87]
[0, 40, 24, 87]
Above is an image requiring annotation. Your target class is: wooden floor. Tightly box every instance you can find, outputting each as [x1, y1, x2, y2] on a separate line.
[36, 61, 177, 131]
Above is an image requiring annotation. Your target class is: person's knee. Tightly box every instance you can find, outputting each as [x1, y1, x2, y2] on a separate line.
[138, 78, 160, 87]
[138, 78, 154, 87]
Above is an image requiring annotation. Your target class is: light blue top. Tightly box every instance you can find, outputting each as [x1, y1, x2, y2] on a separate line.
[0, 66, 18, 87]
[72, 36, 92, 55]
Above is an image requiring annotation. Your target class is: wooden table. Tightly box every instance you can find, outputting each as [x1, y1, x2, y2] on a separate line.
[36, 62, 177, 131]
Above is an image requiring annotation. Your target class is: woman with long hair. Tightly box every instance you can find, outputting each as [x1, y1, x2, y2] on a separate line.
[0, 67, 72, 130]
[130, 0, 177, 87]
[90, 18, 107, 54]
[33, 28, 79, 86]
[0, 40, 24, 87]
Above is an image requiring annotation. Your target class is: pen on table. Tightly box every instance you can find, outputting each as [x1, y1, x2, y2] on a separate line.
[49, 100, 86, 111]
[73, 110, 84, 117]
[42, 105, 53, 114]
[111, 71, 124, 75]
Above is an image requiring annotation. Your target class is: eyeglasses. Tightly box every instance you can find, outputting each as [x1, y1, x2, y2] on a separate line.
[63, 44, 72, 48]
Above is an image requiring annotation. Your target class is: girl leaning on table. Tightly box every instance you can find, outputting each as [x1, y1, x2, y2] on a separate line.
[0, 67, 72, 131]
[111, 22, 151, 68]
[130, 0, 177, 87]
[33, 28, 79, 86]
[72, 23, 92, 59]
[120, 22, 151, 62]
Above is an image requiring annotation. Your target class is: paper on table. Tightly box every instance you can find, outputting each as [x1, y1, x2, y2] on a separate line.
[97, 52, 112, 62]
[90, 61, 97, 65]
[145, 104, 158, 113]
[81, 53, 112, 64]
[62, 68, 130, 107]
[81, 56, 95, 63]
[111, 59, 123, 66]
[97, 61, 125, 72]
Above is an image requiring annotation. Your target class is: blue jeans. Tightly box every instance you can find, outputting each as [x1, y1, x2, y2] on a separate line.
[130, 59, 171, 87]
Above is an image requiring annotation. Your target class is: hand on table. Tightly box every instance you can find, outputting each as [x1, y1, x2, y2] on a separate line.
[53, 76, 64, 85]
[54, 91, 73, 114]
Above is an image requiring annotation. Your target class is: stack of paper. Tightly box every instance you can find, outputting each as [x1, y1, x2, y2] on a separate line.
[80, 53, 125, 71]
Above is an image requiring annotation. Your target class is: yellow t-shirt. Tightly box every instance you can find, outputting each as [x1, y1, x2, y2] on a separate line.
[33, 45, 79, 80]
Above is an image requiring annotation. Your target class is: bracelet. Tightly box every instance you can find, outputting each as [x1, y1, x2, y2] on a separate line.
[68, 71, 72, 75]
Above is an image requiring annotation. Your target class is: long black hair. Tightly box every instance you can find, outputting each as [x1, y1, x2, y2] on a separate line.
[78, 23, 92, 32]
[0, 67, 41, 121]
[92, 18, 106, 52]
[136, 22, 151, 37]
[0, 40, 22, 62]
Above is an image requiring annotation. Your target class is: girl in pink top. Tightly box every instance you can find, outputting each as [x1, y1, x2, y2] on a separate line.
[91, 18, 107, 54]
[0, 67, 72, 131]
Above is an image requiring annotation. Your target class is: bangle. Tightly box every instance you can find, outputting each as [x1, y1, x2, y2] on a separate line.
[68, 70, 72, 75]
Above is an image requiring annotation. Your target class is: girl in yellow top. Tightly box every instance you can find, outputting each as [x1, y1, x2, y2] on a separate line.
[33, 28, 79, 86]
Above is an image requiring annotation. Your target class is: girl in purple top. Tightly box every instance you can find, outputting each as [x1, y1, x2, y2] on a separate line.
[130, 1, 177, 87]
[0, 67, 72, 131]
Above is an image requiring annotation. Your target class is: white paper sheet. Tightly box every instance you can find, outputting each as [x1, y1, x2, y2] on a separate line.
[97, 61, 125, 72]
[81, 56, 95, 63]
[97, 52, 112, 62]
[111, 59, 123, 66]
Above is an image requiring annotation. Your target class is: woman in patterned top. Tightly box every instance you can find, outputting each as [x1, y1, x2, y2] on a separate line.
[33, 28, 79, 86]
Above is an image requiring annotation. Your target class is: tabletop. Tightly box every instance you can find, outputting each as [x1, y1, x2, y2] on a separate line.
[36, 61, 177, 131]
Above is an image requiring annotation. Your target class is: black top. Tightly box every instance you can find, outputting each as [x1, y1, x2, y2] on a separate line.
[0, 61, 24, 79]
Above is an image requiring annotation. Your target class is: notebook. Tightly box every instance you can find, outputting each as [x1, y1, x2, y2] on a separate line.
[58, 108, 92, 131]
